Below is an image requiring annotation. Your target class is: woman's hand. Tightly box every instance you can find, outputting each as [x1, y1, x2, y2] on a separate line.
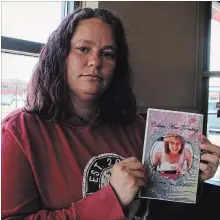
[110, 157, 147, 207]
[199, 135, 220, 181]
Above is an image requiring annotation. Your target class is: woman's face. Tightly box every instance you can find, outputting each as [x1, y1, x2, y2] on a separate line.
[66, 18, 116, 101]
[168, 138, 182, 153]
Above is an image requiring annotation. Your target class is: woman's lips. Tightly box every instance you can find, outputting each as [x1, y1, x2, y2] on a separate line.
[82, 75, 102, 81]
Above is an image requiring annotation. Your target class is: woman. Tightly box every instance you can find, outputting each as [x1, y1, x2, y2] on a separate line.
[152, 135, 193, 179]
[2, 8, 220, 220]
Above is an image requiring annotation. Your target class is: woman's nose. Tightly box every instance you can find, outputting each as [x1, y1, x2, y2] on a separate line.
[88, 53, 102, 69]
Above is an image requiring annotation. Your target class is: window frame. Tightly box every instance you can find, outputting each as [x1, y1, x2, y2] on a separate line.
[201, 1, 220, 134]
[201, 1, 220, 186]
[1, 1, 79, 120]
[1, 1, 80, 56]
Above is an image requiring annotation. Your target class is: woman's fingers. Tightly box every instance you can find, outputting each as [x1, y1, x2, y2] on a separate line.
[121, 157, 145, 171]
[128, 170, 147, 180]
[121, 156, 139, 164]
[200, 143, 220, 156]
[201, 153, 219, 167]
[200, 135, 220, 156]
[199, 136, 220, 181]
[199, 163, 214, 180]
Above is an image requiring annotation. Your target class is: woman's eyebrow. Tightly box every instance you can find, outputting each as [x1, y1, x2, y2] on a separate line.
[76, 39, 116, 51]
[102, 45, 117, 51]
[76, 39, 94, 45]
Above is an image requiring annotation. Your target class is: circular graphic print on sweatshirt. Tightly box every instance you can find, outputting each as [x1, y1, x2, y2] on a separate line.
[82, 153, 149, 220]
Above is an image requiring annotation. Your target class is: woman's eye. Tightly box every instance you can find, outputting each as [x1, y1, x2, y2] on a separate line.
[102, 51, 116, 60]
[77, 47, 90, 53]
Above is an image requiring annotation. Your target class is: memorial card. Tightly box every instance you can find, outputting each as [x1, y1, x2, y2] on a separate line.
[140, 108, 203, 203]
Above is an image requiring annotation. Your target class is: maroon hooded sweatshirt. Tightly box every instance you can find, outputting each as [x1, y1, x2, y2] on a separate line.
[1, 108, 149, 219]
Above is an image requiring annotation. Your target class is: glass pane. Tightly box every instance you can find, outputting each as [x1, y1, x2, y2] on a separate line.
[2, 1, 62, 43]
[1, 53, 38, 120]
[210, 2, 220, 71]
[207, 78, 220, 182]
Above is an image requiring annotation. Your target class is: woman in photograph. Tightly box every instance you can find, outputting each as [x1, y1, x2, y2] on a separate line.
[152, 134, 193, 179]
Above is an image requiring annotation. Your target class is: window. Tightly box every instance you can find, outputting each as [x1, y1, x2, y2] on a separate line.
[210, 3, 220, 71]
[1, 1, 79, 120]
[1, 53, 38, 119]
[204, 2, 220, 184]
[2, 2, 63, 43]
